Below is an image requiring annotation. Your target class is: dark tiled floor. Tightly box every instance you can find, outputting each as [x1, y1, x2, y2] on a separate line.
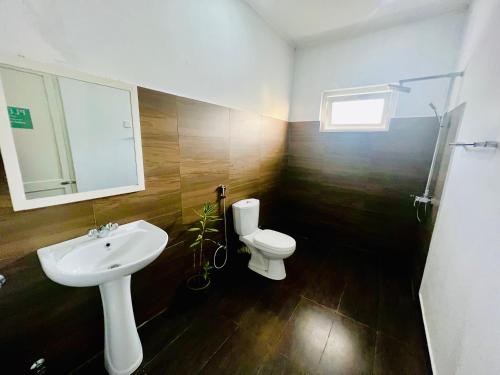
[72, 238, 431, 375]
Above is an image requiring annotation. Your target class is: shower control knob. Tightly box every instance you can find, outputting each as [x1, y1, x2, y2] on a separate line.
[0, 274, 6, 288]
[30, 358, 46, 374]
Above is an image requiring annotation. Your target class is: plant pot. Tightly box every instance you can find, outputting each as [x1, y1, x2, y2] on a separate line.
[186, 274, 211, 291]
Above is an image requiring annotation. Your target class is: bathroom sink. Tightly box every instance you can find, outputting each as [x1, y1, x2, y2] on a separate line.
[37, 220, 168, 375]
[38, 220, 168, 287]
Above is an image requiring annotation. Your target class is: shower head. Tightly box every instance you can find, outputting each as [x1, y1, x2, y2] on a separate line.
[389, 84, 411, 93]
[429, 102, 442, 126]
[429, 102, 440, 117]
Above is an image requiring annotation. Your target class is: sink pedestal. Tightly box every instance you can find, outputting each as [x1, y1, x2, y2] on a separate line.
[99, 276, 143, 375]
[37, 220, 168, 374]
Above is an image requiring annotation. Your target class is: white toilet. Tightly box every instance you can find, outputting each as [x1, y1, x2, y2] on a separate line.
[232, 198, 296, 280]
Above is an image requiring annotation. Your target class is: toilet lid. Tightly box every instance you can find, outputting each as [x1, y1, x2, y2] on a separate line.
[254, 230, 296, 253]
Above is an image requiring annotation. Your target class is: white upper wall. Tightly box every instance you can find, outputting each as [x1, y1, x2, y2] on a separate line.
[289, 11, 467, 122]
[245, 0, 469, 46]
[420, 0, 500, 373]
[0, 0, 294, 120]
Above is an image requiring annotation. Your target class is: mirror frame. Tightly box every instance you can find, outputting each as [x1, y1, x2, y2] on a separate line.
[0, 57, 145, 211]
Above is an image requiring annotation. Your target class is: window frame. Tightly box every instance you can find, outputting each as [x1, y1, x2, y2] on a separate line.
[319, 84, 400, 133]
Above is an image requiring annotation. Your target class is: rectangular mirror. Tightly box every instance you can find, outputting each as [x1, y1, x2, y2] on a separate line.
[0, 59, 144, 211]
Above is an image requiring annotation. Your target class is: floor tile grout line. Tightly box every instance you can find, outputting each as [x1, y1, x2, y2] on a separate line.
[136, 306, 171, 330]
[318, 315, 336, 365]
[69, 349, 104, 374]
[277, 297, 302, 343]
[373, 330, 382, 372]
[276, 297, 302, 359]
[374, 328, 419, 349]
[300, 294, 373, 330]
[196, 325, 240, 374]
[373, 329, 425, 369]
[336, 280, 348, 311]
[141, 324, 192, 370]
[257, 354, 289, 375]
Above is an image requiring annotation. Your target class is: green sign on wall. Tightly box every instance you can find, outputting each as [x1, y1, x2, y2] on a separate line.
[8, 106, 33, 129]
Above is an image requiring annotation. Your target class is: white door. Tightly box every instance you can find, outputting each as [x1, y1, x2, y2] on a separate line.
[419, 1, 500, 373]
[57, 77, 137, 193]
[0, 66, 75, 198]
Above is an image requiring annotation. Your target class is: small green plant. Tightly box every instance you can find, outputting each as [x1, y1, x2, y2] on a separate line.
[201, 261, 214, 281]
[237, 245, 251, 254]
[188, 201, 221, 275]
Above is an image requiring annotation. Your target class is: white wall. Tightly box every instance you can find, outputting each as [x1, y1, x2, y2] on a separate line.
[420, 0, 500, 373]
[289, 11, 467, 122]
[0, 0, 293, 120]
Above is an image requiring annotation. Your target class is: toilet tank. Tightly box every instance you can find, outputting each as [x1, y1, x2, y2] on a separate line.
[232, 198, 259, 236]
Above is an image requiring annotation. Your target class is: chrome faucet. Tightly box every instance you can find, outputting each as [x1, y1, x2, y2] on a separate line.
[88, 223, 119, 238]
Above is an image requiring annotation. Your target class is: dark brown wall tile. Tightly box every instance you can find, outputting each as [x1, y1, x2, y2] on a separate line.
[283, 118, 438, 252]
[0, 200, 95, 262]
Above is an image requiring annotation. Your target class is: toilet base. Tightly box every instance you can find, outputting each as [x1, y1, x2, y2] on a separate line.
[248, 253, 286, 280]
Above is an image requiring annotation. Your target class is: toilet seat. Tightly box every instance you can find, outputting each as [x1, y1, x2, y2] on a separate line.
[254, 229, 295, 253]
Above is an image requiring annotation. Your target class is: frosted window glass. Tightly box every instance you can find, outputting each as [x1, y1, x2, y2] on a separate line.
[331, 98, 385, 125]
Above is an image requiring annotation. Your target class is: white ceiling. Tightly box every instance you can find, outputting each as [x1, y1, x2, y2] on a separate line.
[244, 0, 470, 46]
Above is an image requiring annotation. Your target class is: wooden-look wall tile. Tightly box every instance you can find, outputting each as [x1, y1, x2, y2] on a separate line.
[0, 251, 103, 374]
[138, 88, 180, 178]
[321, 154, 373, 193]
[283, 120, 437, 253]
[138, 87, 177, 115]
[0, 198, 95, 262]
[177, 98, 230, 138]
[370, 117, 438, 158]
[261, 116, 288, 142]
[0, 154, 96, 264]
[288, 155, 323, 176]
[178, 100, 230, 223]
[321, 131, 372, 157]
[287, 123, 323, 195]
[259, 117, 287, 195]
[228, 109, 262, 205]
[180, 137, 229, 176]
[92, 174, 181, 225]
[229, 109, 262, 140]
[180, 173, 229, 223]
[288, 121, 322, 142]
[288, 122, 324, 161]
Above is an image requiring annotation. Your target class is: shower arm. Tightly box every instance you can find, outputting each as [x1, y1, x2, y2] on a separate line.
[399, 71, 464, 85]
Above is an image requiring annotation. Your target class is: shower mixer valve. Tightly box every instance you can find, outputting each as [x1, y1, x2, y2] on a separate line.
[413, 195, 432, 205]
[411, 194, 432, 223]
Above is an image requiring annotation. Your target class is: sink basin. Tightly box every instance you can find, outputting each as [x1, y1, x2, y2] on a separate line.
[37, 220, 168, 375]
[38, 220, 168, 287]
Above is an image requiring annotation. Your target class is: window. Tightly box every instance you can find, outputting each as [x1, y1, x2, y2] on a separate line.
[320, 84, 400, 132]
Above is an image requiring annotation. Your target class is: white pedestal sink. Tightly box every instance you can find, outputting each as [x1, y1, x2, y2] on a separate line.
[37, 220, 168, 375]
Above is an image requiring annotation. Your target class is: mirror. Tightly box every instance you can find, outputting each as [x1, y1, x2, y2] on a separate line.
[0, 60, 144, 211]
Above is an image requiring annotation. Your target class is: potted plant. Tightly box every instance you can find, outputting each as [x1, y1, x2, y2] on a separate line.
[186, 202, 220, 290]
